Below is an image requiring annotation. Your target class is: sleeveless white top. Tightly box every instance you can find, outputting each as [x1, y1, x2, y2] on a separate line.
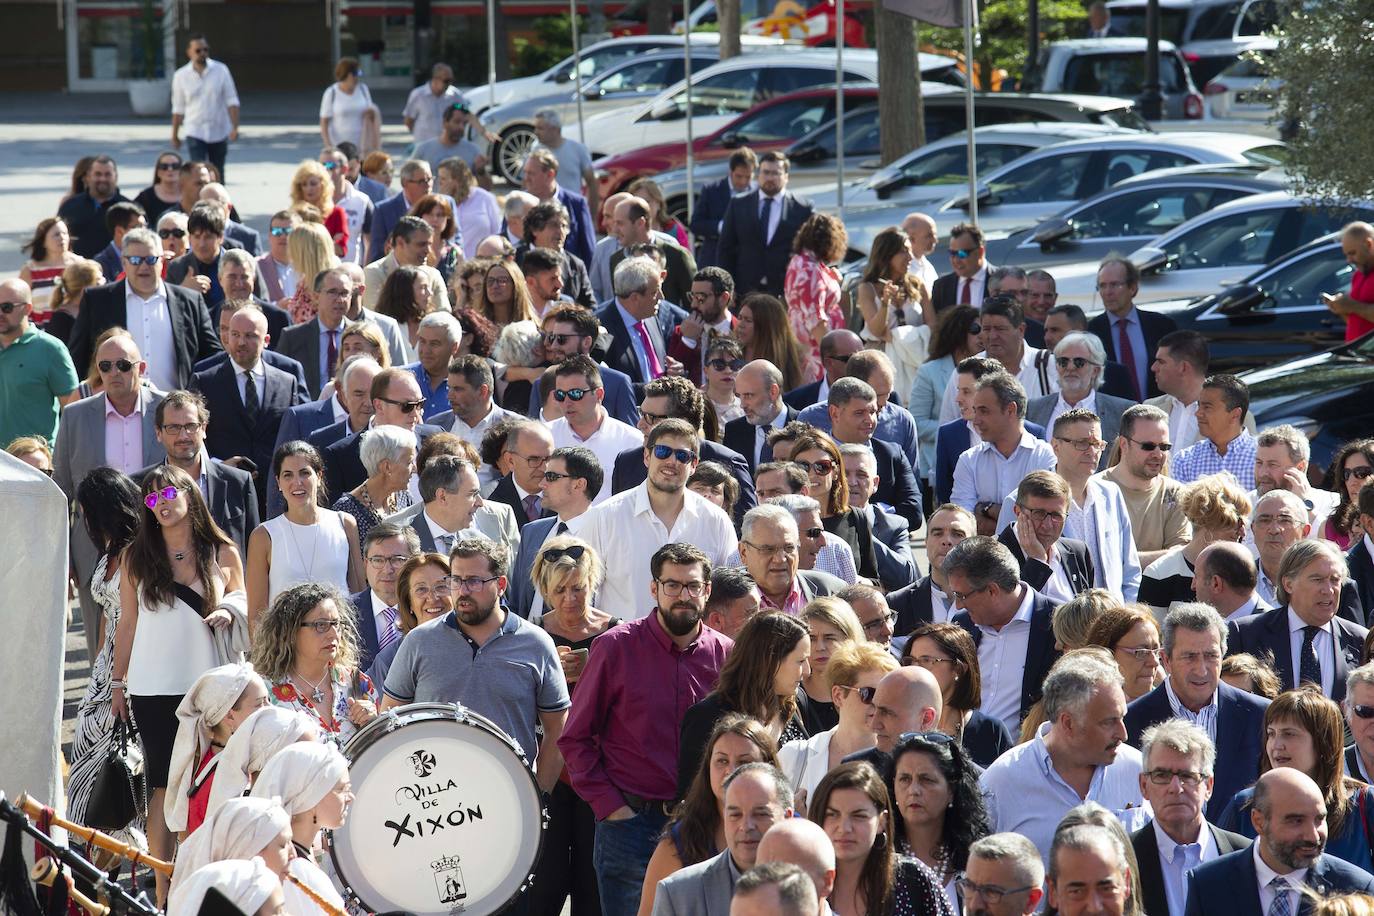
[263, 511, 350, 603]
[127, 581, 219, 696]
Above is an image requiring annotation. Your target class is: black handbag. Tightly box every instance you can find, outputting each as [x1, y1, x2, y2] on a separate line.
[84, 717, 147, 831]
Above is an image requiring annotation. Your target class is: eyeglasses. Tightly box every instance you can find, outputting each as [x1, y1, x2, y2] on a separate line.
[656, 578, 707, 597]
[485, 276, 512, 287]
[795, 459, 835, 476]
[158, 228, 186, 239]
[505, 451, 548, 468]
[269, 226, 291, 237]
[836, 684, 877, 704]
[862, 610, 897, 634]
[542, 470, 571, 483]
[157, 161, 181, 170]
[948, 248, 975, 259]
[98, 359, 136, 373]
[801, 526, 824, 539]
[687, 290, 718, 302]
[0, 301, 28, 314]
[377, 396, 426, 413]
[442, 575, 501, 592]
[949, 583, 988, 602]
[1344, 466, 1374, 482]
[908, 654, 957, 668]
[1255, 513, 1302, 528]
[640, 410, 670, 426]
[1055, 356, 1101, 370]
[160, 422, 202, 436]
[955, 878, 1036, 906]
[1116, 645, 1163, 662]
[125, 255, 161, 266]
[404, 176, 434, 186]
[1126, 437, 1172, 452]
[366, 555, 411, 569]
[554, 387, 596, 402]
[543, 332, 587, 346]
[1054, 436, 1107, 453]
[742, 540, 799, 558]
[300, 619, 342, 634]
[144, 486, 181, 509]
[706, 358, 746, 372]
[1352, 704, 1374, 720]
[412, 580, 453, 598]
[1145, 768, 1206, 787]
[1017, 504, 1066, 524]
[542, 545, 586, 563]
[652, 444, 697, 463]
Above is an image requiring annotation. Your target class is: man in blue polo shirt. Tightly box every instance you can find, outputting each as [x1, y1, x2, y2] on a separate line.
[382, 537, 570, 794]
[0, 279, 80, 446]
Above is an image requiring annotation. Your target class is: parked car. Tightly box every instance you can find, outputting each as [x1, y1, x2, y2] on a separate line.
[576, 49, 962, 160]
[479, 49, 722, 183]
[1205, 40, 1280, 121]
[931, 130, 1285, 241]
[1019, 38, 1204, 120]
[1106, 0, 1279, 86]
[611, 0, 869, 47]
[460, 33, 782, 115]
[985, 164, 1285, 269]
[1048, 190, 1373, 307]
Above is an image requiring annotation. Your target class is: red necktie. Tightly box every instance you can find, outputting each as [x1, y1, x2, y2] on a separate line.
[1117, 318, 1141, 400]
[959, 278, 972, 305]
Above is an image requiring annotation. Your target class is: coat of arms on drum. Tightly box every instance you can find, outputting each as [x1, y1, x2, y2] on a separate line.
[410, 749, 437, 777]
[432, 854, 467, 905]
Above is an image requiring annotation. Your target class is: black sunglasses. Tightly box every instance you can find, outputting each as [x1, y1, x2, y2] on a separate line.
[968, 322, 982, 335]
[554, 387, 594, 402]
[542, 545, 586, 562]
[1353, 704, 1374, 720]
[706, 358, 746, 372]
[801, 526, 824, 539]
[98, 359, 136, 373]
[377, 396, 425, 413]
[1343, 466, 1374, 482]
[1055, 356, 1099, 370]
[542, 470, 571, 483]
[838, 685, 877, 704]
[1125, 437, 1172, 452]
[0, 301, 28, 314]
[159, 228, 186, 239]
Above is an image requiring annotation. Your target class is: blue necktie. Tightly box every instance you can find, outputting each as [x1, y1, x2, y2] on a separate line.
[760, 196, 774, 245]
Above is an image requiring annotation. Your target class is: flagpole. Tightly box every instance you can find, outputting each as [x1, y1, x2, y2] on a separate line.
[571, 0, 585, 144]
[836, 0, 846, 223]
[963, 0, 977, 224]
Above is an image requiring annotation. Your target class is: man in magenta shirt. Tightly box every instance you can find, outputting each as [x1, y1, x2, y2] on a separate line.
[557, 542, 732, 916]
[1322, 221, 1374, 341]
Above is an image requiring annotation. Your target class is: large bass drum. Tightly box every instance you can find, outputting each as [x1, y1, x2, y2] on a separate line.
[326, 703, 546, 915]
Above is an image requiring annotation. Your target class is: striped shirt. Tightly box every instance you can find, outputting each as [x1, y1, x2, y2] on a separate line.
[1170, 431, 1257, 489]
[1164, 677, 1218, 742]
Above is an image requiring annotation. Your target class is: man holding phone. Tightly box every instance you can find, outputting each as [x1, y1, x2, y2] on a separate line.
[668, 267, 737, 385]
[1321, 221, 1374, 341]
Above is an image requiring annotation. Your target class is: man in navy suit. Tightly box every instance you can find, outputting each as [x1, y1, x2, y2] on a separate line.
[527, 304, 640, 427]
[820, 376, 923, 531]
[839, 443, 919, 592]
[322, 367, 442, 497]
[947, 536, 1060, 730]
[1126, 603, 1270, 821]
[507, 446, 599, 618]
[596, 257, 683, 393]
[350, 522, 420, 671]
[521, 148, 596, 268]
[888, 504, 974, 638]
[724, 360, 800, 477]
[689, 148, 756, 267]
[717, 150, 813, 297]
[1184, 768, 1374, 916]
[485, 420, 556, 533]
[195, 296, 306, 390]
[367, 159, 460, 263]
[1088, 257, 1179, 401]
[1226, 541, 1369, 703]
[1347, 486, 1374, 615]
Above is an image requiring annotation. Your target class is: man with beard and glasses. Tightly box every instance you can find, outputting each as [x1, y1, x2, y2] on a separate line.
[1183, 768, 1374, 916]
[382, 537, 568, 793]
[579, 418, 737, 621]
[958, 833, 1045, 916]
[558, 542, 733, 916]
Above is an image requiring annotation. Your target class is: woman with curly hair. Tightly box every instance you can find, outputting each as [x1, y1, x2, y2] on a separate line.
[289, 160, 348, 258]
[792, 431, 877, 580]
[784, 213, 849, 381]
[888, 733, 990, 910]
[455, 307, 499, 358]
[735, 292, 806, 392]
[856, 227, 931, 346]
[1139, 472, 1251, 617]
[1324, 437, 1374, 548]
[639, 715, 780, 916]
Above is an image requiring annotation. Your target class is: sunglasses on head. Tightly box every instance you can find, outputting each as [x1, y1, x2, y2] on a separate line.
[1344, 466, 1374, 482]
[554, 387, 593, 402]
[706, 357, 746, 372]
[269, 226, 291, 237]
[542, 545, 586, 562]
[98, 359, 135, 373]
[158, 228, 186, 239]
[125, 255, 161, 266]
[144, 486, 181, 509]
[796, 458, 835, 476]
[652, 444, 697, 463]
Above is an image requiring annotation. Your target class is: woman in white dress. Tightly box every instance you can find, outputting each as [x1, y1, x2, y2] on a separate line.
[246, 441, 363, 634]
[318, 57, 378, 151]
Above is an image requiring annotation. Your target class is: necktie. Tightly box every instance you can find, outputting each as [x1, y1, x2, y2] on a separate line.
[1267, 876, 1292, 916]
[378, 606, 400, 652]
[959, 277, 972, 305]
[243, 369, 260, 417]
[1300, 625, 1323, 688]
[1116, 317, 1142, 400]
[436, 532, 454, 554]
[326, 329, 338, 379]
[758, 426, 773, 466]
[760, 195, 774, 245]
[523, 493, 542, 521]
[555, 521, 568, 536]
[634, 320, 663, 381]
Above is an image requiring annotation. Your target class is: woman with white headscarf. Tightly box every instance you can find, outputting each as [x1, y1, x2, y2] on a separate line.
[166, 662, 269, 839]
[250, 743, 352, 916]
[170, 797, 294, 896]
[206, 706, 319, 820]
[167, 858, 285, 916]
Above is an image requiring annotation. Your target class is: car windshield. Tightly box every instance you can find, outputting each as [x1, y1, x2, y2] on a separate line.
[1242, 144, 1288, 166]
[1247, 246, 1354, 311]
[592, 56, 710, 93]
[1107, 8, 1191, 42]
[869, 142, 1032, 189]
[1069, 185, 1256, 239]
[987, 150, 1093, 204]
[1159, 207, 1286, 271]
[723, 98, 836, 143]
[798, 107, 882, 158]
[1187, 2, 1245, 40]
[1062, 52, 1186, 96]
[554, 46, 656, 83]
[1097, 107, 1152, 132]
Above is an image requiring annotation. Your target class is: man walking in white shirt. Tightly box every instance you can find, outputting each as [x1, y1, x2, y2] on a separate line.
[548, 355, 643, 504]
[171, 34, 240, 180]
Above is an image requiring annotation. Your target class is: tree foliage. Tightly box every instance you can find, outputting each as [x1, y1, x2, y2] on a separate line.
[1269, 0, 1374, 203]
[925, 0, 1084, 87]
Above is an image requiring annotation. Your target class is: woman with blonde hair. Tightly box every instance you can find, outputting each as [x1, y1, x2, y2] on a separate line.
[282, 223, 339, 324]
[437, 157, 500, 259]
[289, 160, 348, 258]
[7, 435, 54, 475]
[735, 292, 806, 392]
[44, 257, 104, 344]
[856, 227, 931, 346]
[784, 213, 849, 381]
[1139, 472, 1251, 617]
[796, 597, 864, 734]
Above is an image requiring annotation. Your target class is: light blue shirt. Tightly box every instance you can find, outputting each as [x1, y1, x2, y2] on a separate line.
[950, 429, 1057, 512]
[1109, 307, 1149, 398]
[404, 361, 449, 420]
[979, 721, 1147, 860]
[1153, 817, 1213, 916]
[797, 400, 921, 469]
[615, 299, 654, 385]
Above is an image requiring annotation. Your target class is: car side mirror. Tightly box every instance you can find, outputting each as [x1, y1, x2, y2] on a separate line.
[1132, 246, 1169, 275]
[1215, 283, 1266, 315]
[1032, 217, 1073, 248]
[790, 141, 824, 164]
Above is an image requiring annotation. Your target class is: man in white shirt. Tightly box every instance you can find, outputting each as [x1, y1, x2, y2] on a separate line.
[320, 147, 373, 265]
[901, 212, 939, 292]
[1193, 542, 1269, 621]
[579, 419, 736, 621]
[402, 63, 464, 144]
[938, 297, 1057, 423]
[548, 355, 644, 504]
[1147, 330, 1250, 451]
[1246, 425, 1340, 544]
[353, 522, 421, 669]
[409, 455, 486, 555]
[950, 371, 1056, 532]
[170, 34, 240, 179]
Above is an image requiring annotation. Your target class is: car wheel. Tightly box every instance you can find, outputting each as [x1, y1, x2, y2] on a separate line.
[497, 125, 539, 185]
[667, 195, 689, 225]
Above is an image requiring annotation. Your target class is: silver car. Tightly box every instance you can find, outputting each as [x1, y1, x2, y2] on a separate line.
[1020, 38, 1204, 120]
[1205, 41, 1280, 121]
[480, 49, 722, 184]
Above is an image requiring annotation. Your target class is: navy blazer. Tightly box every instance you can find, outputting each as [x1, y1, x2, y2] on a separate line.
[688, 175, 737, 267]
[1126, 681, 1270, 821]
[225, 219, 262, 257]
[595, 299, 685, 392]
[555, 186, 597, 269]
[610, 439, 757, 528]
[888, 575, 936, 639]
[527, 362, 641, 427]
[933, 417, 1047, 505]
[1225, 605, 1368, 702]
[869, 436, 924, 532]
[349, 587, 384, 672]
[1185, 847, 1374, 916]
[869, 505, 920, 592]
[507, 515, 559, 619]
[997, 524, 1095, 597]
[717, 189, 813, 296]
[70, 281, 221, 390]
[1348, 539, 1374, 623]
[782, 379, 824, 412]
[952, 585, 1060, 725]
[194, 349, 308, 394]
[307, 419, 352, 451]
[722, 406, 801, 475]
[322, 424, 441, 499]
[1088, 308, 1179, 400]
[1133, 821, 1250, 916]
[191, 359, 309, 482]
[136, 457, 258, 558]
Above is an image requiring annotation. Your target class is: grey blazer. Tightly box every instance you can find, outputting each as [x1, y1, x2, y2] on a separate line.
[1025, 390, 1137, 470]
[384, 500, 521, 559]
[652, 850, 737, 916]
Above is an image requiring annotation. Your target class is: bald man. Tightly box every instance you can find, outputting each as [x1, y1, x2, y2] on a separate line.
[757, 818, 836, 914]
[0, 278, 80, 448]
[843, 666, 943, 774]
[902, 212, 939, 291]
[590, 190, 681, 303]
[783, 329, 863, 411]
[1193, 541, 1269, 621]
[725, 360, 799, 473]
[1321, 222, 1374, 343]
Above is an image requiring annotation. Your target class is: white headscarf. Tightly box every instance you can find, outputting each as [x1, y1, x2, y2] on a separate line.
[170, 797, 291, 896]
[207, 707, 318, 820]
[167, 857, 280, 916]
[249, 743, 349, 816]
[166, 663, 265, 832]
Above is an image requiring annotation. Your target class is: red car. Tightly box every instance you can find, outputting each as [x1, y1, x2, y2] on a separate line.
[595, 84, 880, 200]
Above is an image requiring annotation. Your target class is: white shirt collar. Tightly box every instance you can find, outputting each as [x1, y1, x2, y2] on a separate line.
[126, 280, 167, 304]
[423, 508, 456, 540]
[1057, 388, 1098, 415]
[981, 584, 1035, 634]
[1287, 608, 1332, 637]
[1253, 841, 1307, 893]
[370, 588, 396, 619]
[1152, 815, 1214, 864]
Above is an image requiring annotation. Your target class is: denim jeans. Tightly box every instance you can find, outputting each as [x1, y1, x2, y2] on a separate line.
[186, 137, 228, 180]
[593, 806, 669, 916]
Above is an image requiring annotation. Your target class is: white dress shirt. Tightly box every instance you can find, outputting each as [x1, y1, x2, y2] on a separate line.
[1288, 607, 1336, 696]
[126, 282, 177, 393]
[578, 484, 738, 621]
[548, 413, 644, 504]
[930, 582, 954, 623]
[909, 255, 938, 292]
[275, 260, 298, 300]
[423, 508, 462, 554]
[1152, 817, 1216, 916]
[950, 430, 1058, 512]
[330, 392, 348, 425]
[1048, 389, 1098, 433]
[1254, 842, 1306, 916]
[1042, 550, 1077, 605]
[956, 266, 989, 307]
[234, 359, 267, 407]
[1225, 593, 1266, 622]
[171, 59, 240, 143]
[103, 396, 145, 474]
[1169, 397, 1200, 451]
[977, 584, 1036, 730]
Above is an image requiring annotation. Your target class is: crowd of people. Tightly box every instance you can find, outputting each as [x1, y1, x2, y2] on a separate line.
[8, 35, 1374, 916]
